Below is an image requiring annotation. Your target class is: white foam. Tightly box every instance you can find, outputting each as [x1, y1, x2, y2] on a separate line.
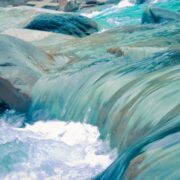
[117, 0, 133, 8]
[82, 0, 133, 19]
[0, 120, 117, 180]
[25, 121, 99, 145]
[81, 11, 101, 18]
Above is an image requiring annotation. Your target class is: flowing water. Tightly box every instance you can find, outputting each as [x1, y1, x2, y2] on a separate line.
[0, 114, 116, 180]
[0, 0, 180, 179]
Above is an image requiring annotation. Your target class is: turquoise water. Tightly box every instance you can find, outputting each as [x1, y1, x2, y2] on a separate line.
[92, 0, 180, 28]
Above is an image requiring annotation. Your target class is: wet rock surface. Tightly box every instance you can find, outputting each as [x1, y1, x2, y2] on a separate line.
[0, 34, 55, 113]
[142, 6, 180, 24]
[25, 13, 99, 37]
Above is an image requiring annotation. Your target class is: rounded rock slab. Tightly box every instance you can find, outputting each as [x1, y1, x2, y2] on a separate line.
[0, 34, 55, 113]
[24, 13, 99, 37]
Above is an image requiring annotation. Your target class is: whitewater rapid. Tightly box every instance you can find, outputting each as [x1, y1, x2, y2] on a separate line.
[0, 114, 117, 180]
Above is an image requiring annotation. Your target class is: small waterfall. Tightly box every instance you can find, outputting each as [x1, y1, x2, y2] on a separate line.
[30, 36, 180, 178]
[31, 48, 180, 152]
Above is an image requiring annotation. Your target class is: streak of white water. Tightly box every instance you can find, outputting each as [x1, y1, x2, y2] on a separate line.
[0, 119, 117, 180]
[117, 0, 133, 8]
[82, 11, 101, 18]
[82, 0, 133, 18]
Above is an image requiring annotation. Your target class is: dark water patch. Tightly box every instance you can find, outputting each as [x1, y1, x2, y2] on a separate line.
[0, 63, 15, 67]
[0, 102, 9, 114]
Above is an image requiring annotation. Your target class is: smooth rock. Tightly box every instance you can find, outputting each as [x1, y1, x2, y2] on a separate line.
[0, 35, 54, 113]
[0, 0, 28, 7]
[142, 6, 180, 24]
[0, 34, 54, 75]
[24, 13, 99, 37]
[2, 28, 54, 42]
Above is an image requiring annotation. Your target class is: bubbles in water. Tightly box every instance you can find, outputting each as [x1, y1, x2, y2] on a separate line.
[0, 120, 117, 180]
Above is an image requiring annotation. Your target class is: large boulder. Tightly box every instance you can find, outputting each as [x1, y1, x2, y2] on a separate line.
[24, 13, 99, 37]
[142, 6, 180, 24]
[0, 34, 54, 113]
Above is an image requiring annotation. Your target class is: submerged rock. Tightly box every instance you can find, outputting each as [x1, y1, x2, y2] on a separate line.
[107, 47, 124, 57]
[107, 46, 167, 59]
[25, 13, 99, 37]
[0, 34, 55, 113]
[142, 6, 180, 24]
